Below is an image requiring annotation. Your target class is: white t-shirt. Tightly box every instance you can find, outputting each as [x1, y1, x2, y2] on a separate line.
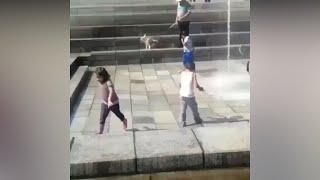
[183, 36, 194, 52]
[180, 71, 194, 98]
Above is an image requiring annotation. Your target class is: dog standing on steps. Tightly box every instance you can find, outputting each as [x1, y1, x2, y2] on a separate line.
[140, 34, 159, 50]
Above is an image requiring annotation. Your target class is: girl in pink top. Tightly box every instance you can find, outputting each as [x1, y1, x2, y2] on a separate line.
[95, 67, 128, 134]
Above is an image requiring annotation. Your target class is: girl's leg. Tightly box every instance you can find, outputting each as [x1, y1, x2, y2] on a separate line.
[98, 103, 110, 134]
[109, 104, 127, 129]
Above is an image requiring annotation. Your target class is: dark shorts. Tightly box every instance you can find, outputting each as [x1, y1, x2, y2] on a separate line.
[183, 51, 195, 70]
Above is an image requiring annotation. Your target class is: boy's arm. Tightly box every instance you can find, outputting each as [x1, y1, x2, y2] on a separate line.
[192, 73, 197, 89]
[193, 73, 204, 91]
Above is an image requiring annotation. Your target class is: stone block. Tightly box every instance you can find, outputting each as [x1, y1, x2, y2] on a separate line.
[192, 122, 250, 168]
[70, 133, 135, 178]
[135, 129, 203, 173]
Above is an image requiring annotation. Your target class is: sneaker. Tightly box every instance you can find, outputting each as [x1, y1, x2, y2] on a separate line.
[195, 118, 203, 124]
[182, 121, 187, 127]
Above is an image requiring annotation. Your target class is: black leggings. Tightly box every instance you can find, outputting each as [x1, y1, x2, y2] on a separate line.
[178, 21, 190, 47]
[100, 103, 125, 125]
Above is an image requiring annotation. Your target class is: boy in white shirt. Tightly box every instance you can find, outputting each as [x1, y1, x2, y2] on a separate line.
[179, 63, 203, 127]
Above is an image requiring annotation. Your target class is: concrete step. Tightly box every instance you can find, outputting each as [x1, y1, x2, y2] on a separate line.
[70, 9, 249, 26]
[70, 122, 250, 178]
[80, 44, 250, 66]
[70, 1, 249, 15]
[70, 53, 91, 78]
[72, 168, 250, 180]
[71, 0, 178, 6]
[70, 0, 249, 6]
[71, 21, 250, 38]
[70, 66, 90, 112]
[70, 32, 249, 53]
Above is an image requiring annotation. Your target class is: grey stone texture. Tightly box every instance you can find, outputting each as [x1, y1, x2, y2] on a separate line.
[135, 129, 203, 173]
[192, 122, 250, 168]
[70, 133, 135, 178]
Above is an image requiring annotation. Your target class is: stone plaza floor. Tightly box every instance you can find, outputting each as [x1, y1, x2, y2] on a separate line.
[70, 60, 250, 137]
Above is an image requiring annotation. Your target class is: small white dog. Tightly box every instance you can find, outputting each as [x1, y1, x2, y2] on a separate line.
[140, 34, 159, 50]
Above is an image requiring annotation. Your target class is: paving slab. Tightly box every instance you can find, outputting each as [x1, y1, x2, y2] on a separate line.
[142, 69, 157, 76]
[131, 94, 148, 101]
[82, 110, 101, 134]
[141, 64, 153, 69]
[132, 115, 155, 124]
[71, 117, 88, 133]
[75, 110, 90, 118]
[133, 123, 157, 131]
[131, 83, 146, 92]
[74, 102, 90, 112]
[145, 80, 162, 91]
[153, 111, 176, 124]
[70, 133, 135, 178]
[129, 65, 142, 72]
[129, 72, 144, 80]
[231, 106, 250, 113]
[192, 122, 250, 168]
[148, 94, 168, 105]
[135, 129, 203, 173]
[144, 75, 158, 80]
[156, 70, 170, 76]
[150, 103, 171, 111]
[210, 107, 235, 114]
[117, 93, 131, 100]
[157, 75, 171, 80]
[237, 113, 250, 120]
[165, 94, 180, 105]
[156, 123, 180, 130]
[131, 104, 150, 112]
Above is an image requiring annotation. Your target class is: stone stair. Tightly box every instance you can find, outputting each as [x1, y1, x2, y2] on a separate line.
[70, 0, 250, 65]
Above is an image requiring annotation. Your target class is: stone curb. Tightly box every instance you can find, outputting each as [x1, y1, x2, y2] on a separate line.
[70, 122, 250, 178]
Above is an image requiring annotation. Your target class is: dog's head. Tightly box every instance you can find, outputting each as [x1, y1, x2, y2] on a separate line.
[140, 34, 147, 42]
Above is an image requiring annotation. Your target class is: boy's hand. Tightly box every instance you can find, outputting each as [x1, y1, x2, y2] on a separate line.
[196, 85, 204, 91]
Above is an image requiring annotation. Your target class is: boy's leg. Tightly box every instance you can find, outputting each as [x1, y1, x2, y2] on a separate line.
[180, 97, 188, 127]
[99, 103, 110, 134]
[109, 103, 127, 129]
[189, 97, 202, 123]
